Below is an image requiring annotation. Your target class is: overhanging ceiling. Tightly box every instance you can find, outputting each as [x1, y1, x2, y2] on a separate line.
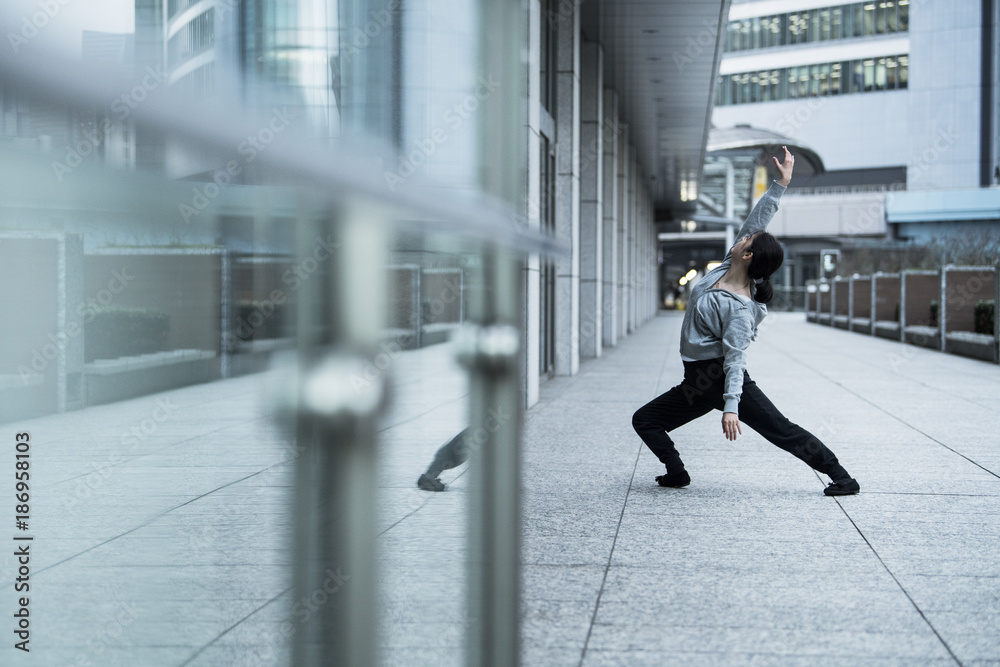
[583, 0, 731, 220]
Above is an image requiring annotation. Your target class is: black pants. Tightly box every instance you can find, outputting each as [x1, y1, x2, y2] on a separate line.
[632, 358, 850, 482]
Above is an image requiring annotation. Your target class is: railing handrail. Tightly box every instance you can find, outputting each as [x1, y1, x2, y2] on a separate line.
[0, 32, 565, 257]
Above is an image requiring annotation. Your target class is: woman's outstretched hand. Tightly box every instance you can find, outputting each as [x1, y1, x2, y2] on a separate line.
[722, 412, 742, 441]
[773, 145, 794, 187]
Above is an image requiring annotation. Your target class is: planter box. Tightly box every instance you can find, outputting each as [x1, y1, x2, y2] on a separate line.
[945, 332, 998, 362]
[833, 315, 850, 330]
[851, 317, 872, 334]
[874, 321, 901, 341]
[903, 325, 940, 350]
[84, 350, 219, 406]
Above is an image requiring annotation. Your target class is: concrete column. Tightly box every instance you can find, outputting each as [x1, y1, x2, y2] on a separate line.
[601, 88, 619, 348]
[579, 41, 603, 359]
[627, 146, 637, 334]
[553, 4, 580, 376]
[555, 1, 580, 375]
[643, 192, 653, 323]
[523, 0, 542, 407]
[617, 132, 628, 340]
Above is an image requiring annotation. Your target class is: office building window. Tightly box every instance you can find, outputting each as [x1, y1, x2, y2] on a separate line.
[539, 0, 558, 115]
[716, 54, 908, 106]
[725, 1, 909, 52]
[167, 11, 214, 70]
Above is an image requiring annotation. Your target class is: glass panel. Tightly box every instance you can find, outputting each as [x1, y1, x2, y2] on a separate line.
[864, 58, 875, 91]
[875, 57, 886, 90]
[775, 68, 788, 100]
[0, 1, 536, 665]
[830, 62, 843, 95]
[752, 17, 761, 50]
[898, 55, 909, 88]
[854, 4, 866, 36]
[885, 56, 897, 89]
[819, 63, 830, 95]
[789, 13, 801, 44]
[886, 1, 899, 32]
[864, 3, 875, 35]
[852, 59, 865, 93]
[899, 0, 909, 30]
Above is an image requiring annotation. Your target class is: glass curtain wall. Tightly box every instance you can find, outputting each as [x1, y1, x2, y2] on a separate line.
[726, 1, 910, 52]
[0, 1, 530, 666]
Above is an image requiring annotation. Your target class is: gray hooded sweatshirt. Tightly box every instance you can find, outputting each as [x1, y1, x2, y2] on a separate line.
[678, 180, 786, 415]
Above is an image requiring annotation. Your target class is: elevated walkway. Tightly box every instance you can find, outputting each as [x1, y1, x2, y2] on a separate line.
[5, 313, 999, 665]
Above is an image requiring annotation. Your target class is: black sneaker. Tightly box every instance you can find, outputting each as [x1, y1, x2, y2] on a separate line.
[824, 478, 860, 496]
[417, 474, 445, 492]
[655, 469, 691, 488]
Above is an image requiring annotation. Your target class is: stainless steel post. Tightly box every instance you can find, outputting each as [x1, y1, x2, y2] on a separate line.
[458, 248, 523, 667]
[289, 200, 386, 667]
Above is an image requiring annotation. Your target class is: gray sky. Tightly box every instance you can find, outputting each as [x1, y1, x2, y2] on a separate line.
[4, 0, 134, 58]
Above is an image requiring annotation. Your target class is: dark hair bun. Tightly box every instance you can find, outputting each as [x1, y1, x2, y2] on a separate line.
[753, 275, 773, 304]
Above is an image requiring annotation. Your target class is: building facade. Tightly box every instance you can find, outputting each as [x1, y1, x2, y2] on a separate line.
[711, 0, 1000, 272]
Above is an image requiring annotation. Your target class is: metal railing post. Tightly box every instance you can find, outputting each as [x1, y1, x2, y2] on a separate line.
[458, 248, 523, 667]
[288, 201, 386, 667]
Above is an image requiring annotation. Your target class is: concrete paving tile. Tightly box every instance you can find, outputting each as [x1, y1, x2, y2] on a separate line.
[10, 313, 1000, 663]
[940, 634, 1000, 661]
[581, 653, 956, 667]
[923, 610, 1000, 638]
[521, 646, 584, 666]
[594, 598, 930, 635]
[25, 646, 192, 666]
[586, 623, 953, 658]
[521, 564, 606, 602]
[182, 642, 292, 667]
[377, 646, 463, 667]
[898, 574, 1000, 612]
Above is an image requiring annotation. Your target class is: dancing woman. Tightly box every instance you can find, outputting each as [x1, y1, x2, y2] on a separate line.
[632, 146, 860, 496]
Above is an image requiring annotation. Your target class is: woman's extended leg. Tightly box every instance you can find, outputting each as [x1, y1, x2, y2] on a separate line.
[632, 360, 726, 483]
[736, 377, 854, 484]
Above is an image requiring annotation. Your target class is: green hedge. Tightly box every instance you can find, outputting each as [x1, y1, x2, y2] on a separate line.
[85, 307, 170, 362]
[975, 300, 995, 335]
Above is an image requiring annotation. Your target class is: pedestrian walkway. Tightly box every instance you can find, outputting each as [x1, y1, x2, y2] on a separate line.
[521, 311, 1000, 666]
[3, 312, 999, 666]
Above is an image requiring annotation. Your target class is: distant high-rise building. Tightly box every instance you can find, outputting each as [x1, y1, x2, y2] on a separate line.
[710, 0, 1000, 258]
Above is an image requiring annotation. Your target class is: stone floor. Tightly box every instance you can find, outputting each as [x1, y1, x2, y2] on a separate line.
[2, 312, 998, 665]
